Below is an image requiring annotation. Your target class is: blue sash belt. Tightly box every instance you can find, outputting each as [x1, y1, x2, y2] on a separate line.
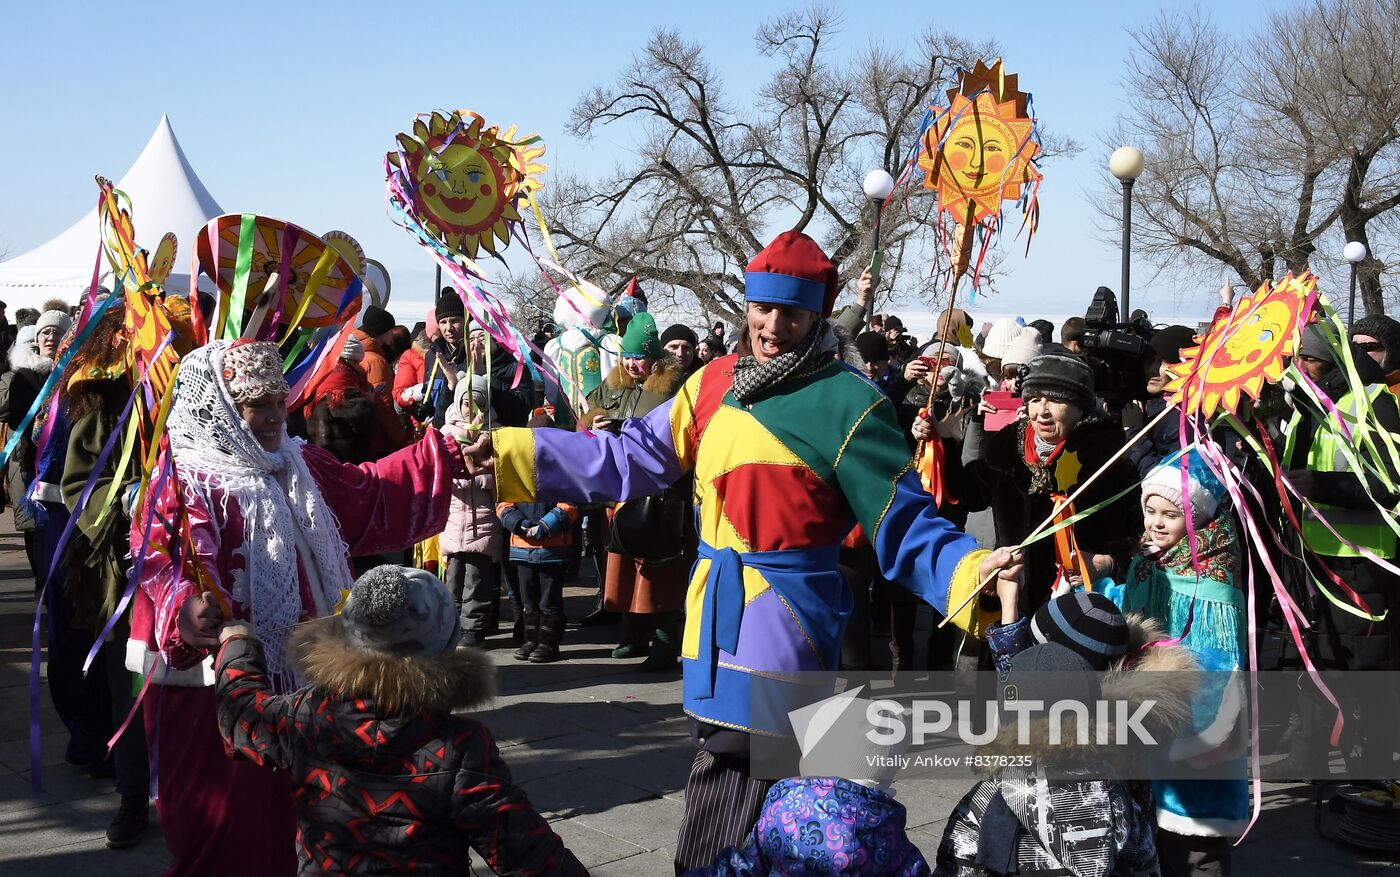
[689, 540, 840, 702]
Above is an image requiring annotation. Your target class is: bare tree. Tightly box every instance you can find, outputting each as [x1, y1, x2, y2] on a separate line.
[1100, 1, 1400, 315]
[538, 7, 1067, 324]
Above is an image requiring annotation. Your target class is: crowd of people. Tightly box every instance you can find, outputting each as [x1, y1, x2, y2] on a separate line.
[0, 225, 1397, 877]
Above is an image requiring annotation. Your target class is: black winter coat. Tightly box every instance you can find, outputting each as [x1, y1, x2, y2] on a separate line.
[963, 417, 1143, 612]
[215, 623, 587, 876]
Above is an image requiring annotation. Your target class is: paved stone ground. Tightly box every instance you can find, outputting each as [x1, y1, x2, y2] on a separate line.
[0, 519, 1396, 874]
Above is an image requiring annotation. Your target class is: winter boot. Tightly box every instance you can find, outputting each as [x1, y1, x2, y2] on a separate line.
[105, 794, 149, 849]
[514, 612, 541, 661]
[529, 614, 565, 663]
[639, 611, 679, 672]
[611, 613, 649, 659]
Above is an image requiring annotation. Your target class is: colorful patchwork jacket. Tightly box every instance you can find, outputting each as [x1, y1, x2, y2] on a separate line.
[494, 354, 992, 735]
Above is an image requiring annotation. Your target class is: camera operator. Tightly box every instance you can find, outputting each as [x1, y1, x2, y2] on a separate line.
[1121, 323, 1196, 475]
[1078, 287, 1156, 423]
[1123, 283, 1236, 475]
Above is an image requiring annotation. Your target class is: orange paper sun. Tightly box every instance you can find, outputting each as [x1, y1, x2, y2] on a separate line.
[387, 110, 547, 260]
[1166, 273, 1316, 418]
[917, 60, 1042, 226]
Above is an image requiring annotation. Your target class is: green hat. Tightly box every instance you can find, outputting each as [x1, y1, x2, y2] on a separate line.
[620, 312, 662, 359]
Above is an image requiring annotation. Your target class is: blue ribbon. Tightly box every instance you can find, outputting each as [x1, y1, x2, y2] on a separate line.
[689, 540, 840, 701]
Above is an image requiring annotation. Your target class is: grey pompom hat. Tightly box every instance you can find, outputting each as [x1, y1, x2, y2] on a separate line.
[341, 565, 460, 656]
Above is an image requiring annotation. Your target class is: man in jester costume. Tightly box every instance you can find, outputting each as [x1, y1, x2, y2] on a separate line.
[543, 281, 621, 427]
[469, 231, 1022, 872]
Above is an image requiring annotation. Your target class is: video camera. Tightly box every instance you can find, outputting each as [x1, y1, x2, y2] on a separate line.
[1080, 286, 1154, 408]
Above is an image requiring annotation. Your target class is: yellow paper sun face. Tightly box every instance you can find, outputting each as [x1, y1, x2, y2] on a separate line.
[388, 111, 547, 260]
[1166, 273, 1315, 418]
[917, 60, 1042, 226]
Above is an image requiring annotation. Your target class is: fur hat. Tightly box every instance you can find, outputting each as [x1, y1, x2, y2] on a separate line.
[1020, 347, 1095, 412]
[855, 331, 890, 363]
[620, 312, 662, 358]
[435, 287, 464, 321]
[1140, 447, 1227, 527]
[220, 340, 290, 403]
[360, 305, 395, 338]
[1031, 592, 1130, 671]
[1001, 327, 1044, 371]
[341, 565, 460, 656]
[35, 309, 72, 336]
[981, 318, 1021, 359]
[745, 230, 839, 317]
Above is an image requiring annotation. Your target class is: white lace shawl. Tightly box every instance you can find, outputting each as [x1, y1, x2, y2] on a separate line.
[166, 341, 352, 682]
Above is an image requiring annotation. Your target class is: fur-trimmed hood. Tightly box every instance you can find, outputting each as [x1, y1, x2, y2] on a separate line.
[600, 355, 684, 395]
[581, 355, 685, 424]
[977, 614, 1199, 774]
[292, 617, 496, 716]
[8, 341, 52, 374]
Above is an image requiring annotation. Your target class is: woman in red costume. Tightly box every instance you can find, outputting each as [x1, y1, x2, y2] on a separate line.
[129, 339, 465, 876]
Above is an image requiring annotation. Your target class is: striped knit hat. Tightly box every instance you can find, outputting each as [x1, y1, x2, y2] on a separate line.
[1030, 591, 1129, 671]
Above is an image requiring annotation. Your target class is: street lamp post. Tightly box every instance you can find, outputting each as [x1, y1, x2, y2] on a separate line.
[1109, 147, 1144, 318]
[863, 169, 895, 287]
[1344, 241, 1367, 324]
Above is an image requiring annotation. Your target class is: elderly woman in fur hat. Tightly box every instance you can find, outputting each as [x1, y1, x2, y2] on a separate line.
[583, 312, 693, 670]
[129, 338, 468, 876]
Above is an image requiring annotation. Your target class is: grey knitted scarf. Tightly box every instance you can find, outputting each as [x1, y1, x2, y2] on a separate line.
[731, 321, 834, 404]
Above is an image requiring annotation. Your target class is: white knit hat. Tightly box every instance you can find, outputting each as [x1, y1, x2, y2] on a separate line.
[1001, 327, 1044, 370]
[35, 309, 72, 336]
[1140, 449, 1227, 527]
[981, 318, 1021, 359]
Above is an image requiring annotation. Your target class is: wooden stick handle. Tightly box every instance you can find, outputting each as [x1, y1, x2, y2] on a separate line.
[936, 403, 1174, 628]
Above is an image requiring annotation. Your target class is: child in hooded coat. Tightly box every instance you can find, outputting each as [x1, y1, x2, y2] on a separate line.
[441, 375, 504, 647]
[214, 565, 587, 877]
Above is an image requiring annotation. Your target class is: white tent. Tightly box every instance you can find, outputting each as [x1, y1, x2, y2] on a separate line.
[0, 115, 223, 310]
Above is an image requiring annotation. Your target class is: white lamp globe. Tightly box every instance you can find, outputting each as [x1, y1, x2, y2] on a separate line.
[1109, 146, 1145, 182]
[863, 169, 896, 201]
[1343, 241, 1368, 264]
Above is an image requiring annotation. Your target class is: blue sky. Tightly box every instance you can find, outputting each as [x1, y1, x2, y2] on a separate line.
[0, 0, 1290, 328]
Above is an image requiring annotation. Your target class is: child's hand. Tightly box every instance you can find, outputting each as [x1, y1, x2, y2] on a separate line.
[995, 566, 1021, 625]
[525, 524, 546, 541]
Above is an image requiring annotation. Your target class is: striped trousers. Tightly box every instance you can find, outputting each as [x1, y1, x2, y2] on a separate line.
[673, 749, 775, 874]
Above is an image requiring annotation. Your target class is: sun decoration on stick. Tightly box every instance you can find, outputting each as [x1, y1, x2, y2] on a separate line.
[386, 110, 547, 259]
[1165, 272, 1316, 418]
[917, 59, 1042, 228]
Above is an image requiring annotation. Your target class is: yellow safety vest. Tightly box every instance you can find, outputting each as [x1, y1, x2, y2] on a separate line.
[1282, 384, 1399, 558]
